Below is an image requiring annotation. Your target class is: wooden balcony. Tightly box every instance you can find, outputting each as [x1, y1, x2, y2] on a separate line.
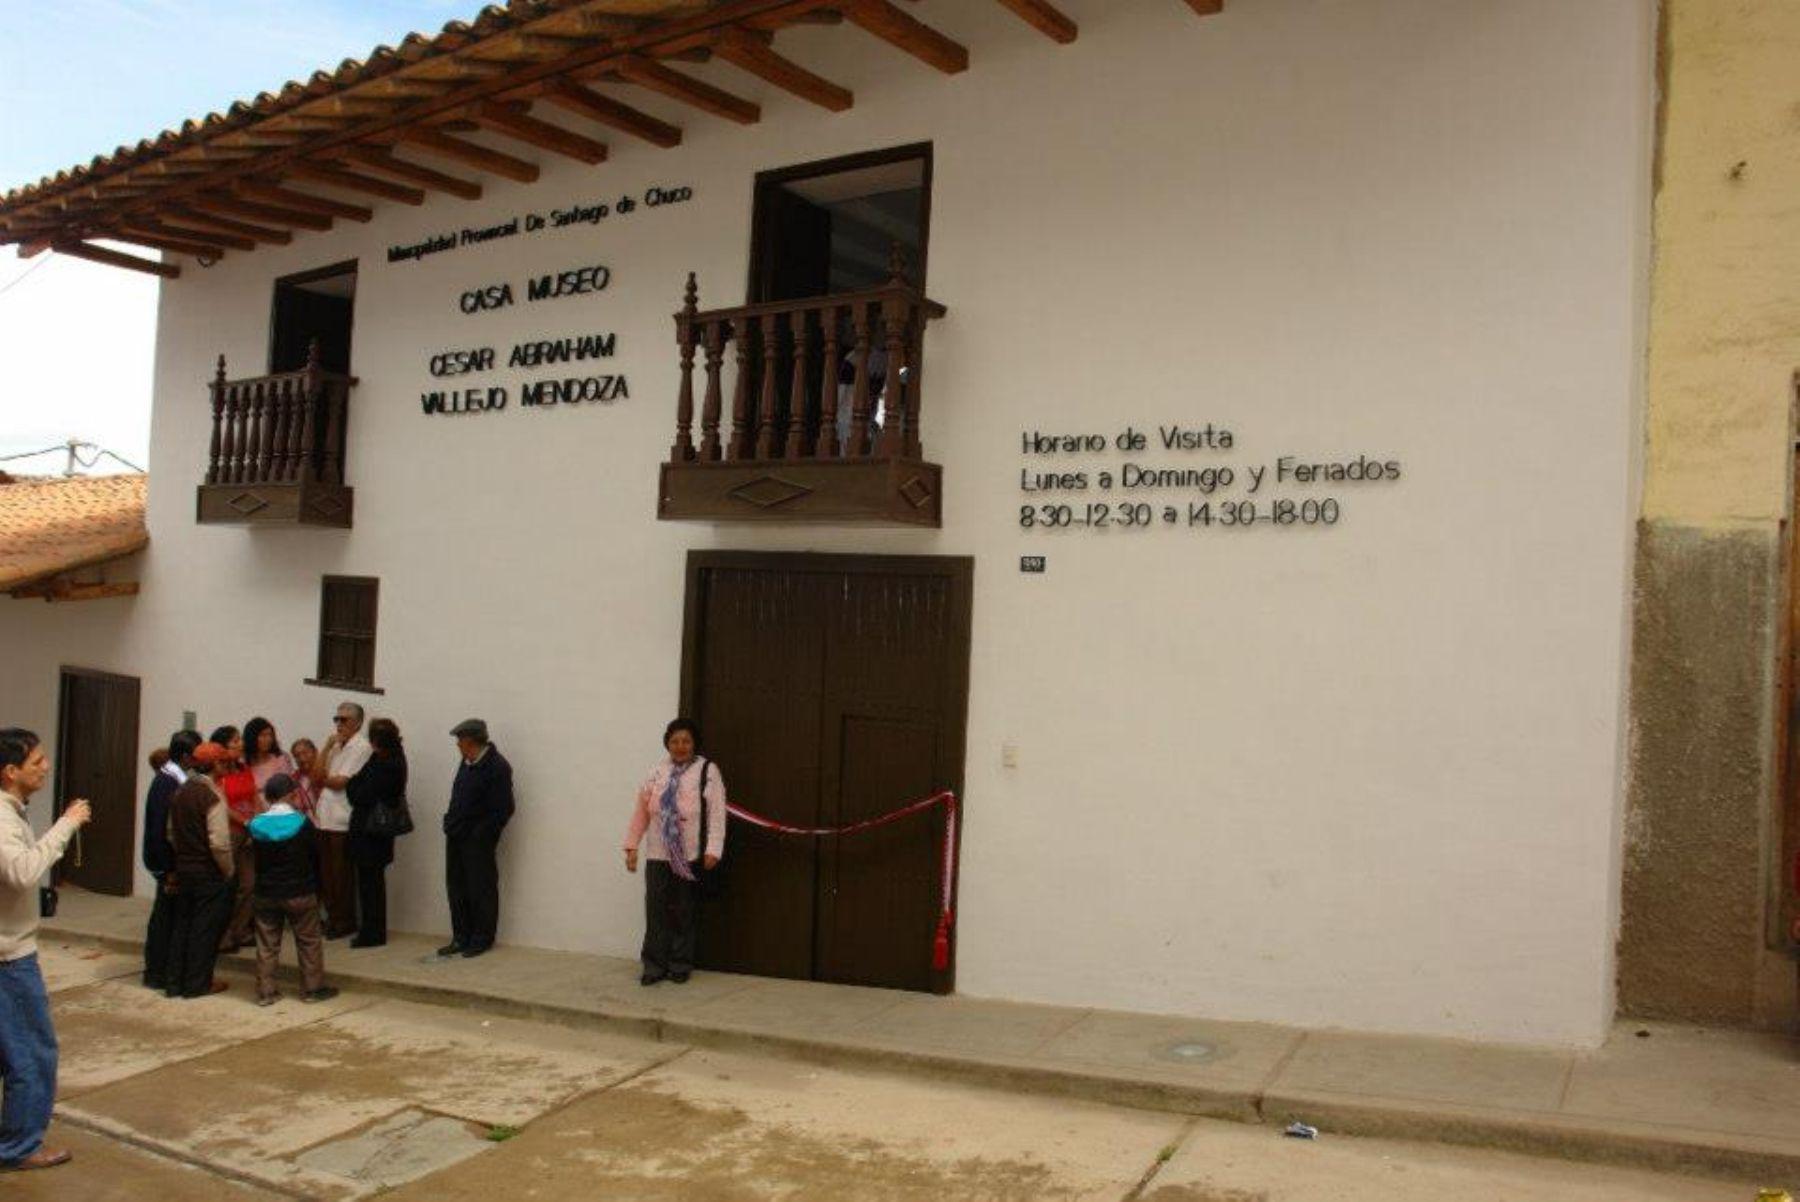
[658, 258, 947, 526]
[195, 342, 355, 527]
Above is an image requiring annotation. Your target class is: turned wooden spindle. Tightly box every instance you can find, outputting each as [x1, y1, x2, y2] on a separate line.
[786, 310, 811, 459]
[876, 298, 908, 458]
[700, 320, 725, 461]
[814, 305, 842, 460]
[672, 272, 698, 463]
[754, 312, 780, 460]
[247, 381, 268, 481]
[848, 304, 873, 456]
[206, 355, 227, 484]
[267, 378, 293, 482]
[728, 319, 753, 459]
[230, 383, 251, 483]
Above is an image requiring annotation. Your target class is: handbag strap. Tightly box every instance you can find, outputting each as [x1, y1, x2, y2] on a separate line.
[696, 759, 710, 863]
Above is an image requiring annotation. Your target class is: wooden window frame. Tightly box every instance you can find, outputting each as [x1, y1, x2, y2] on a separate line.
[746, 141, 933, 301]
[268, 257, 358, 375]
[304, 574, 384, 695]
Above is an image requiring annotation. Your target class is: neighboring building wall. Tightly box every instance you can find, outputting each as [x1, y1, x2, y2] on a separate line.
[1620, 0, 1800, 1026]
[0, 562, 144, 842]
[5, 0, 1653, 1044]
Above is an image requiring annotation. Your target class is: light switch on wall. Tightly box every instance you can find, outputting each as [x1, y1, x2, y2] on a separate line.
[1001, 742, 1019, 769]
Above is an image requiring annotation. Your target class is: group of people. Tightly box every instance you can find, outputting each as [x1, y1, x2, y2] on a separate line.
[140, 702, 516, 1006]
[0, 710, 726, 1174]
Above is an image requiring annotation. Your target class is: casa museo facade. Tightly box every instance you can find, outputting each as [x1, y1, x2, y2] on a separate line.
[13, 0, 1781, 1049]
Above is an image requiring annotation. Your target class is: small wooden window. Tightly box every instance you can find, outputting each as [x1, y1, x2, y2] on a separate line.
[307, 576, 381, 694]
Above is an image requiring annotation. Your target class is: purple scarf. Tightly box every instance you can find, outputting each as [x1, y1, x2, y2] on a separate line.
[659, 759, 695, 881]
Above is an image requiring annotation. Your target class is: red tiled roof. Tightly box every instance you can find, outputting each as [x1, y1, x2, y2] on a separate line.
[0, 474, 148, 592]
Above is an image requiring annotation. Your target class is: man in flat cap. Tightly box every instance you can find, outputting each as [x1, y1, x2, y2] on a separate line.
[439, 720, 514, 959]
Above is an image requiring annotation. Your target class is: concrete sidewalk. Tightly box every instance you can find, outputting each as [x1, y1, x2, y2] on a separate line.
[44, 888, 1800, 1185]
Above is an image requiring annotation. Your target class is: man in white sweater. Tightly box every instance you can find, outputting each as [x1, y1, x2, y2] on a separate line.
[0, 727, 91, 1173]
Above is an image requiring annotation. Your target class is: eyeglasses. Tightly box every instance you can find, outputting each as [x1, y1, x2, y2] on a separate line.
[333, 716, 353, 724]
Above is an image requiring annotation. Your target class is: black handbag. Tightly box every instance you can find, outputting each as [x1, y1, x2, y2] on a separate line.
[367, 795, 415, 838]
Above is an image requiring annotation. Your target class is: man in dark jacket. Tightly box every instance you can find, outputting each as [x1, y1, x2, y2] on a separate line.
[141, 729, 200, 990]
[439, 719, 513, 959]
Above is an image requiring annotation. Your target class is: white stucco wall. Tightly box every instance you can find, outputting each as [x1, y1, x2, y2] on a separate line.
[2, 0, 1653, 1044]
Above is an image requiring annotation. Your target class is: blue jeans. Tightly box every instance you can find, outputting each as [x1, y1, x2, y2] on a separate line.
[0, 954, 57, 1164]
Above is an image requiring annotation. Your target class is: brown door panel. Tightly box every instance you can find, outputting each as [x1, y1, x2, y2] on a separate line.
[56, 669, 140, 896]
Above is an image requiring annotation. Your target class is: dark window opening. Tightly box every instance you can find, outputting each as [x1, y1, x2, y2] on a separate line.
[271, 261, 357, 375]
[744, 146, 931, 453]
[309, 575, 380, 693]
[749, 144, 931, 304]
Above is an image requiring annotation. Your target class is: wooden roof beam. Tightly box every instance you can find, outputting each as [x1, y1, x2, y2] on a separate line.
[11, 579, 141, 602]
[52, 241, 180, 278]
[189, 194, 333, 231]
[330, 145, 484, 200]
[121, 218, 252, 252]
[106, 226, 228, 259]
[160, 205, 294, 245]
[993, 0, 1078, 43]
[237, 181, 374, 222]
[397, 127, 540, 183]
[284, 161, 427, 205]
[535, 80, 682, 148]
[711, 27, 853, 111]
[611, 54, 760, 124]
[470, 100, 609, 164]
[841, 0, 968, 73]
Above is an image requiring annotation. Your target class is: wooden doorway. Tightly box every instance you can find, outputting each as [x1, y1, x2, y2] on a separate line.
[681, 552, 972, 993]
[54, 667, 140, 896]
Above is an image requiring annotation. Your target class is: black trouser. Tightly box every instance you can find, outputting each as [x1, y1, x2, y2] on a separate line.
[445, 830, 500, 950]
[142, 875, 175, 987]
[641, 860, 699, 978]
[166, 876, 232, 997]
[355, 863, 387, 943]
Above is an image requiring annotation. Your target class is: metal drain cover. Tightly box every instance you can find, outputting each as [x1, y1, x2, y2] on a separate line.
[1154, 1040, 1222, 1065]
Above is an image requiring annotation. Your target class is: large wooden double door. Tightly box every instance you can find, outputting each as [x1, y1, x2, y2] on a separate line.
[683, 552, 972, 992]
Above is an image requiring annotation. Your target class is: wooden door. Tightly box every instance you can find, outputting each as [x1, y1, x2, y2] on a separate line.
[55, 668, 140, 896]
[685, 553, 972, 992]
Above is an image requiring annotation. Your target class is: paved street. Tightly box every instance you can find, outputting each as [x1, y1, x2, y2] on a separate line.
[17, 944, 1776, 1200]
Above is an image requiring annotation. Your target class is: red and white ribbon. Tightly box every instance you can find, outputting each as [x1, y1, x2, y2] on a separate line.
[725, 791, 959, 971]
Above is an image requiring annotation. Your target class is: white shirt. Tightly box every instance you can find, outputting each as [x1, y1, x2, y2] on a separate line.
[315, 732, 371, 833]
[0, 788, 78, 962]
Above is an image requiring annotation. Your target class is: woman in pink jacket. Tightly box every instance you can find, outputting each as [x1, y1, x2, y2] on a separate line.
[623, 718, 726, 986]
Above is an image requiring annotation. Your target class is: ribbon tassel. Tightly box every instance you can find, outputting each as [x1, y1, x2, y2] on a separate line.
[727, 791, 960, 975]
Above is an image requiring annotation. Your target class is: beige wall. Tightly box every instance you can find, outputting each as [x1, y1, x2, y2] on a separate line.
[1619, 0, 1800, 1026]
[1643, 0, 1800, 524]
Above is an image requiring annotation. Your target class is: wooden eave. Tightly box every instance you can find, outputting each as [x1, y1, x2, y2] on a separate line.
[0, 1, 1225, 277]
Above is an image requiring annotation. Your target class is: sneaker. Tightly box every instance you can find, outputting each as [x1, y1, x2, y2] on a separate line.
[640, 971, 665, 986]
[302, 987, 340, 1004]
[255, 993, 280, 1008]
[436, 942, 463, 957]
[460, 944, 491, 959]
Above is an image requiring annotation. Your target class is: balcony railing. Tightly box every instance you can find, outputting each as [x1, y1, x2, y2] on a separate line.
[195, 340, 355, 527]
[658, 253, 947, 525]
